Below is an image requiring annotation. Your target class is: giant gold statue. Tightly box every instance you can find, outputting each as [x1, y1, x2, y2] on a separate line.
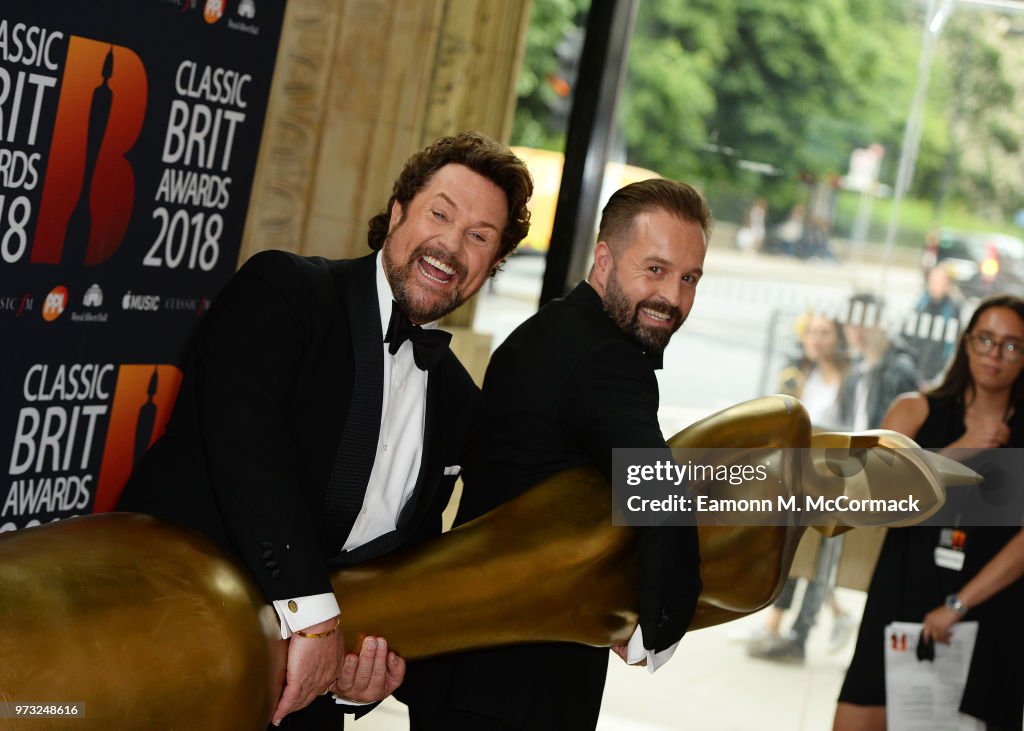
[0, 397, 978, 730]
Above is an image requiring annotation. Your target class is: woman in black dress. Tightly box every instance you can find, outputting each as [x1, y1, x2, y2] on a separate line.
[834, 295, 1024, 731]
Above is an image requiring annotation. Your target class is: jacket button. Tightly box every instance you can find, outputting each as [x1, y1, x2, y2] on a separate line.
[262, 550, 274, 559]
[261, 541, 273, 549]
[265, 560, 278, 569]
[271, 569, 282, 579]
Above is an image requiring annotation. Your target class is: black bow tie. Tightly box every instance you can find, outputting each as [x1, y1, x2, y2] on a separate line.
[384, 302, 452, 371]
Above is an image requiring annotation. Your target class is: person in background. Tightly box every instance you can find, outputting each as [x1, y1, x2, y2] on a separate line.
[736, 197, 768, 252]
[840, 293, 922, 432]
[834, 294, 1024, 731]
[773, 203, 806, 257]
[747, 312, 854, 663]
[779, 312, 850, 430]
[905, 265, 963, 383]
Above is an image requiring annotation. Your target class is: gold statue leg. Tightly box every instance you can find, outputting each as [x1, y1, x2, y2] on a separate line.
[0, 396, 977, 729]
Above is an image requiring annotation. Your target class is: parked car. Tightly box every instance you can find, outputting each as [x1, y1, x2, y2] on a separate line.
[922, 230, 1024, 299]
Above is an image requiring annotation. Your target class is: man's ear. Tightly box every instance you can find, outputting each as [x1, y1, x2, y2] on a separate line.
[591, 241, 613, 291]
[388, 200, 404, 233]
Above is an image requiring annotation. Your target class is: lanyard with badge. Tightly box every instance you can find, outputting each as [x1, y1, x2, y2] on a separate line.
[934, 522, 967, 571]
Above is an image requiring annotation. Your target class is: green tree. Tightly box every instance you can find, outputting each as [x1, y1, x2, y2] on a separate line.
[510, 0, 588, 150]
[511, 0, 1020, 227]
[699, 0, 915, 181]
[927, 12, 1019, 221]
[617, 0, 734, 180]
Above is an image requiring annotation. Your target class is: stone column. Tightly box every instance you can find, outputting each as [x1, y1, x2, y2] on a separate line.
[426, 0, 531, 331]
[239, 0, 342, 260]
[243, 0, 530, 260]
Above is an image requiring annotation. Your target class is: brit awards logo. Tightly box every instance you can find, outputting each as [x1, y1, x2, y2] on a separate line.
[31, 37, 147, 267]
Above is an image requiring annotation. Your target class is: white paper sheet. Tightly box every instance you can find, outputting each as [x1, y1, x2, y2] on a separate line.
[884, 621, 984, 731]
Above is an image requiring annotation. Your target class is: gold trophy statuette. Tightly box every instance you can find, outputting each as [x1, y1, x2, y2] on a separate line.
[0, 396, 977, 729]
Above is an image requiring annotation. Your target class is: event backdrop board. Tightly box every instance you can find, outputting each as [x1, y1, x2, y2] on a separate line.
[0, 1, 285, 530]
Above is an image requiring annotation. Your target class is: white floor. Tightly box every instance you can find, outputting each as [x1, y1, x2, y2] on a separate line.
[351, 587, 864, 731]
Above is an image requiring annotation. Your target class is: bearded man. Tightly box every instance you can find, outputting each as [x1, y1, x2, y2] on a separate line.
[116, 132, 533, 730]
[403, 178, 711, 730]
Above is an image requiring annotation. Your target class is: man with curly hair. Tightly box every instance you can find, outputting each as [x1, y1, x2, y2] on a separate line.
[118, 132, 532, 730]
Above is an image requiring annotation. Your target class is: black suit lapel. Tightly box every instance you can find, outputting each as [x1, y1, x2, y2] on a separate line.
[397, 367, 443, 531]
[323, 254, 384, 554]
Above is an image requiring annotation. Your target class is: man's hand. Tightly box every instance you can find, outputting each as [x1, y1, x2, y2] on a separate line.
[332, 636, 406, 703]
[611, 644, 647, 667]
[271, 615, 344, 726]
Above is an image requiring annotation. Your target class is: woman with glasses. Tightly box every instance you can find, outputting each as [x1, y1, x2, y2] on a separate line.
[834, 295, 1024, 731]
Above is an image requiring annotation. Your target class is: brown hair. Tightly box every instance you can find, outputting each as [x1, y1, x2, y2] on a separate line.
[597, 178, 713, 253]
[367, 132, 533, 269]
[929, 294, 1024, 410]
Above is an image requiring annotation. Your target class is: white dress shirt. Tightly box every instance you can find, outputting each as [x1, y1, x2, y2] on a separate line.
[272, 253, 431, 638]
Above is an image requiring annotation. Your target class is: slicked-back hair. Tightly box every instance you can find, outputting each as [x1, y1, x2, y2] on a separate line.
[367, 132, 533, 265]
[597, 178, 713, 256]
[929, 294, 1024, 411]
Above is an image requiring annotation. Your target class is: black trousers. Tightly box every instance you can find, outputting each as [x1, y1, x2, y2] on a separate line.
[402, 644, 609, 731]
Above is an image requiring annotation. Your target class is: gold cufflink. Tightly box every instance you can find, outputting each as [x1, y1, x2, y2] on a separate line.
[288, 600, 298, 613]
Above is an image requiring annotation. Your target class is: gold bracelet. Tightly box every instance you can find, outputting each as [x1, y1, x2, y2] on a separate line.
[294, 615, 341, 639]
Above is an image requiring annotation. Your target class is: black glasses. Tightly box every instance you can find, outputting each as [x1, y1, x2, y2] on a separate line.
[966, 333, 1024, 362]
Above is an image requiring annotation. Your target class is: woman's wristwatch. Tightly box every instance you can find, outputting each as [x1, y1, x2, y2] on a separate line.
[944, 593, 968, 617]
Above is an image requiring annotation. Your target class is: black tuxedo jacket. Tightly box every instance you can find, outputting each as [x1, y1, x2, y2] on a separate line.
[460, 280, 701, 649]
[118, 251, 479, 727]
[121, 250, 478, 595]
[410, 282, 701, 729]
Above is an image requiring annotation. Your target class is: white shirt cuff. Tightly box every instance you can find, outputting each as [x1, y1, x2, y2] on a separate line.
[272, 592, 341, 639]
[626, 626, 680, 673]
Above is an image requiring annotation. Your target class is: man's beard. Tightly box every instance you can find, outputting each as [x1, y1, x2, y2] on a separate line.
[383, 239, 467, 324]
[602, 271, 684, 354]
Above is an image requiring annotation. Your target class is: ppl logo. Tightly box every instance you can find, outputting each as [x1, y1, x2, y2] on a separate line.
[32, 38, 147, 267]
[204, 0, 226, 23]
[42, 286, 69, 321]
